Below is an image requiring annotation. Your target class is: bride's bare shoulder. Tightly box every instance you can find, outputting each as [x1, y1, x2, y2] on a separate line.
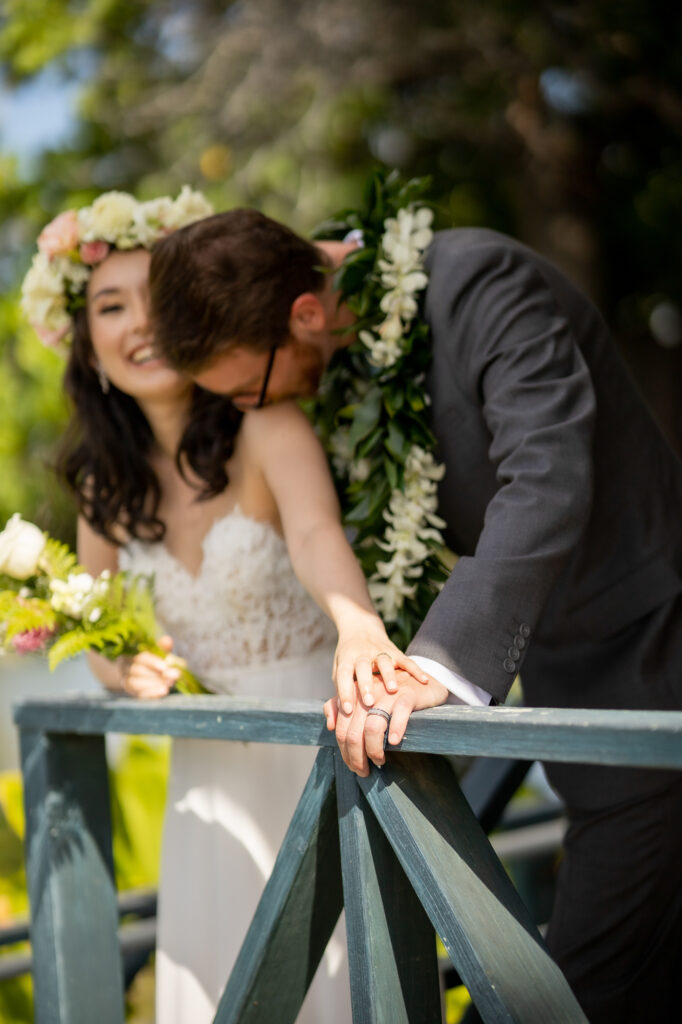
[241, 402, 314, 444]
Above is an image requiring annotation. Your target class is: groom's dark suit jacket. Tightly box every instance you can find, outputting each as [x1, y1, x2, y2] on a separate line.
[407, 229, 682, 804]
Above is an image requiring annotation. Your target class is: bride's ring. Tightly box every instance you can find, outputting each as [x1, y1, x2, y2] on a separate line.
[374, 652, 392, 662]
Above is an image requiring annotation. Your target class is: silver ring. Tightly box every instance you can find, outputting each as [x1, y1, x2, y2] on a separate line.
[374, 652, 392, 661]
[366, 707, 391, 723]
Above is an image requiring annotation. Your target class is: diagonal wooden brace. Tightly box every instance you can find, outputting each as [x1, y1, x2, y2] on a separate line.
[359, 753, 587, 1024]
[214, 746, 343, 1024]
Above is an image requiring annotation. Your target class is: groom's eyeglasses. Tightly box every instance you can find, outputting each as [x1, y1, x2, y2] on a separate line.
[256, 344, 278, 409]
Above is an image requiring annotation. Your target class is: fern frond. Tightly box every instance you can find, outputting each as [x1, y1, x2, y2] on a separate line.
[38, 537, 83, 580]
[48, 617, 142, 670]
[3, 599, 57, 641]
[124, 575, 159, 638]
[105, 572, 127, 612]
[48, 630, 97, 670]
[0, 591, 21, 616]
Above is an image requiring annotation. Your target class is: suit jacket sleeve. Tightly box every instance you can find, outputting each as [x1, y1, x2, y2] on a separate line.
[407, 234, 597, 701]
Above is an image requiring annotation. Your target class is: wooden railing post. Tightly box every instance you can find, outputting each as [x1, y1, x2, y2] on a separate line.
[19, 728, 124, 1024]
[335, 757, 442, 1023]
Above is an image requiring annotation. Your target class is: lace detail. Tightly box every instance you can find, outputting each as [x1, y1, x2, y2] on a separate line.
[118, 507, 335, 684]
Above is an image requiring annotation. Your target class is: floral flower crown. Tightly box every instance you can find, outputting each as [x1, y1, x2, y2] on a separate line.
[20, 185, 213, 350]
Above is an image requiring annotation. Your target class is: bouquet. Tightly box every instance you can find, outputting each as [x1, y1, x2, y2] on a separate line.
[0, 514, 205, 694]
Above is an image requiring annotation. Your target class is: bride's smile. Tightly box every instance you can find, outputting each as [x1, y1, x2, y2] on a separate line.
[87, 248, 189, 400]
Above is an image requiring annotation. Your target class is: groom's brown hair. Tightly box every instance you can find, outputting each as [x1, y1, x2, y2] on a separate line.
[149, 209, 327, 372]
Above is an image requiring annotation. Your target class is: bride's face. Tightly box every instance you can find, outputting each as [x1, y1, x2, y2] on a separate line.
[87, 249, 190, 402]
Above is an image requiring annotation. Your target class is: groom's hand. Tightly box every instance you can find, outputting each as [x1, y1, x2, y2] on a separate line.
[324, 669, 449, 777]
[332, 628, 429, 715]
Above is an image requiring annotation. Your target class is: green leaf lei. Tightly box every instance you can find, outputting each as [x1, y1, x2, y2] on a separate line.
[310, 171, 453, 647]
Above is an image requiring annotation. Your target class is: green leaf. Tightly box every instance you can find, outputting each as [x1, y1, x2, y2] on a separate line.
[347, 389, 383, 449]
[384, 456, 399, 491]
[383, 387, 405, 416]
[356, 426, 383, 459]
[344, 493, 373, 525]
[385, 419, 410, 462]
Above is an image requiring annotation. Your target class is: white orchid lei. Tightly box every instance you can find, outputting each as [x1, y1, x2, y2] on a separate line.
[311, 171, 452, 646]
[0, 514, 205, 693]
[21, 185, 213, 350]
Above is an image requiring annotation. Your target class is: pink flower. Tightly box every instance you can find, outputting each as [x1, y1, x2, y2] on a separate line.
[79, 240, 110, 265]
[32, 322, 71, 349]
[12, 627, 55, 654]
[37, 210, 79, 257]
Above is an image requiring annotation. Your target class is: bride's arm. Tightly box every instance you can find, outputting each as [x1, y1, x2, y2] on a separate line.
[77, 516, 180, 698]
[241, 403, 428, 714]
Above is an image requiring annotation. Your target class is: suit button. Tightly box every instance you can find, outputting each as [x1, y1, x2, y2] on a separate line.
[519, 623, 531, 638]
[514, 635, 526, 650]
[503, 658, 517, 673]
[508, 646, 520, 660]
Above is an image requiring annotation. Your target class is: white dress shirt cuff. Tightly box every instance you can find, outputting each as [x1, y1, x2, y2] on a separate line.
[410, 655, 493, 707]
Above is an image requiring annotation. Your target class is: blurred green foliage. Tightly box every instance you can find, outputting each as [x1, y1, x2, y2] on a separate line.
[0, 0, 681, 535]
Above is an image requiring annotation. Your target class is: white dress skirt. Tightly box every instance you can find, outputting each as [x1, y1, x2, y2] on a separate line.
[119, 510, 351, 1024]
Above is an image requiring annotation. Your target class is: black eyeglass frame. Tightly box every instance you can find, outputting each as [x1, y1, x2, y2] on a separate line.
[256, 344, 278, 409]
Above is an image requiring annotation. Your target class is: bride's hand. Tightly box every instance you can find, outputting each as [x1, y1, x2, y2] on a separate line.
[120, 635, 181, 699]
[332, 625, 429, 715]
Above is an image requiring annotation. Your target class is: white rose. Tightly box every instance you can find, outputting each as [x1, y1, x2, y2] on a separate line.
[79, 192, 138, 243]
[165, 186, 214, 229]
[139, 196, 174, 227]
[0, 514, 47, 579]
[59, 257, 91, 292]
[20, 253, 64, 319]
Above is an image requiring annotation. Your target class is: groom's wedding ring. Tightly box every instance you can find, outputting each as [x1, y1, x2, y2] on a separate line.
[366, 707, 392, 722]
[366, 706, 392, 751]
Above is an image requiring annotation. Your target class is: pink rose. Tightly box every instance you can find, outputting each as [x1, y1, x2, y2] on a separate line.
[79, 240, 110, 265]
[37, 210, 80, 257]
[12, 626, 55, 654]
[32, 322, 71, 349]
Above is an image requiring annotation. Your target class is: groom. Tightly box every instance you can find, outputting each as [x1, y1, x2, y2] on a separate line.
[149, 206, 682, 1022]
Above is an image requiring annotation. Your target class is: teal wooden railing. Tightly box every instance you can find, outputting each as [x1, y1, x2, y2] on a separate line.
[13, 693, 682, 1023]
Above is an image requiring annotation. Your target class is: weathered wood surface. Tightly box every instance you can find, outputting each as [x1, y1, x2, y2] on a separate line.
[19, 729, 124, 1024]
[335, 757, 442, 1023]
[14, 693, 682, 768]
[360, 754, 587, 1023]
[214, 747, 343, 1023]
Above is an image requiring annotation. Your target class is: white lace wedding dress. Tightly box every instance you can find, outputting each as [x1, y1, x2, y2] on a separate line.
[119, 508, 351, 1024]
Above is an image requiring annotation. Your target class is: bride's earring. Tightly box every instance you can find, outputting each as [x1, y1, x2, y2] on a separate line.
[96, 362, 110, 394]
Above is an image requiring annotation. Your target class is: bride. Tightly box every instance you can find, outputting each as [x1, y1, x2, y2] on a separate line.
[21, 187, 427, 1023]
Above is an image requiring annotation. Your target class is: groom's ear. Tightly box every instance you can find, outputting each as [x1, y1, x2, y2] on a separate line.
[289, 293, 326, 339]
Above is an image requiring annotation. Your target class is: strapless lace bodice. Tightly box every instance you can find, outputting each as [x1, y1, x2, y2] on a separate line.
[118, 508, 335, 684]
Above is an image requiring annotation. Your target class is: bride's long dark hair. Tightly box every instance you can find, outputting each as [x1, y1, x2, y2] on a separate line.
[56, 307, 242, 544]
